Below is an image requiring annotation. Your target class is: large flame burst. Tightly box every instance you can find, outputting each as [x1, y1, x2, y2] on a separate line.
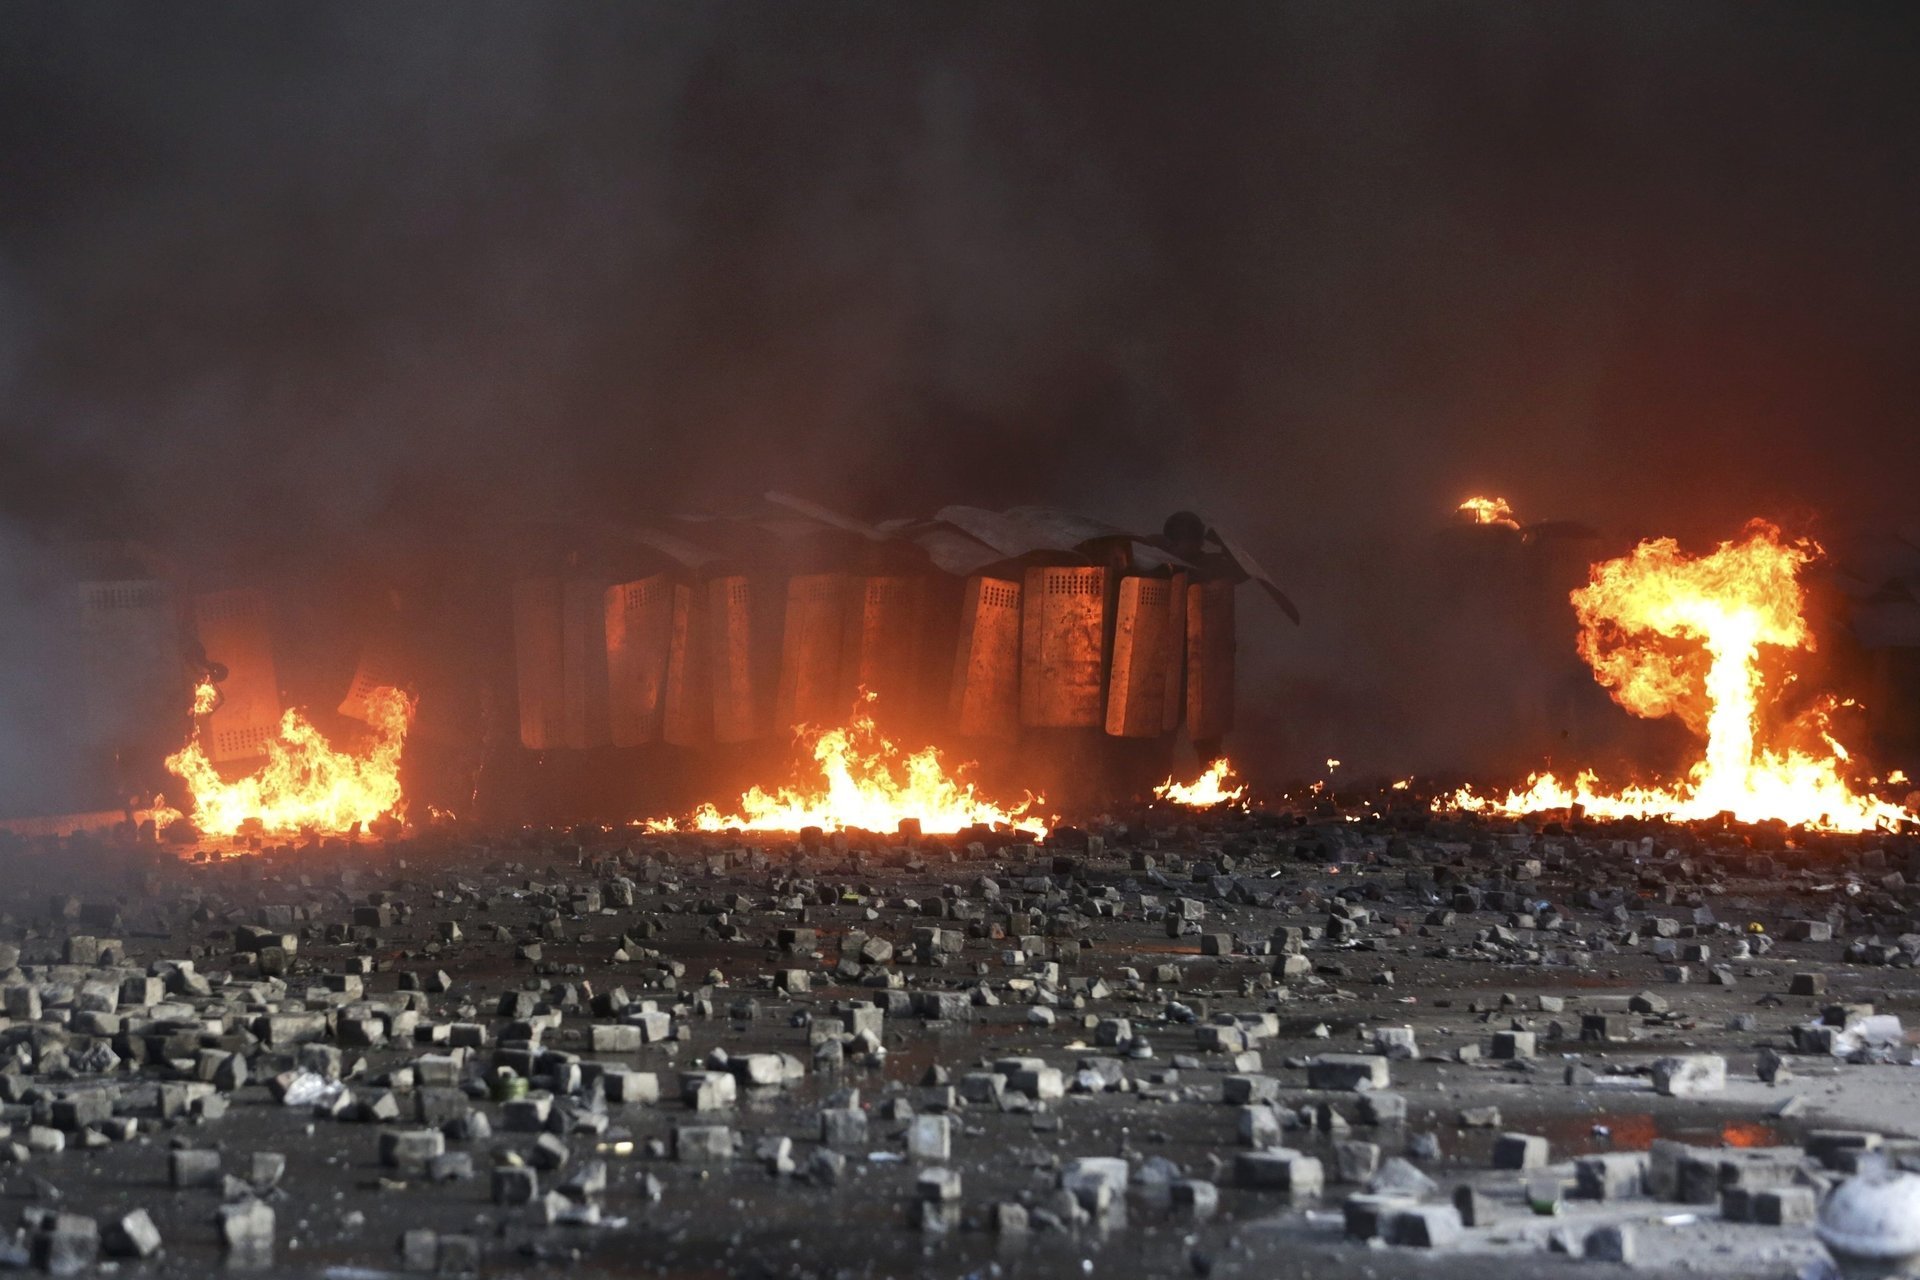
[1458, 495, 1520, 528]
[1155, 758, 1248, 808]
[645, 699, 1046, 837]
[1450, 521, 1915, 832]
[163, 684, 413, 837]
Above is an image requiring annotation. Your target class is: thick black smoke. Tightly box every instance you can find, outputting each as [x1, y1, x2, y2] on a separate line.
[2, 2, 1917, 807]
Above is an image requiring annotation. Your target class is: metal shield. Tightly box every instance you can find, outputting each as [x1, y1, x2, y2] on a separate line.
[948, 575, 1022, 738]
[512, 578, 567, 750]
[193, 588, 282, 763]
[605, 574, 675, 747]
[1162, 570, 1188, 733]
[562, 579, 612, 748]
[662, 582, 713, 747]
[1105, 576, 1171, 738]
[78, 579, 180, 750]
[775, 573, 849, 728]
[1019, 566, 1109, 728]
[707, 575, 760, 743]
[1186, 579, 1237, 742]
[841, 575, 923, 717]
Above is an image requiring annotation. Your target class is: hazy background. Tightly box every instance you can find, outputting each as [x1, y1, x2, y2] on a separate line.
[2, 2, 1916, 808]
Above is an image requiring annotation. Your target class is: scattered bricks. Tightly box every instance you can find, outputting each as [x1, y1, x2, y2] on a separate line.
[1171, 1179, 1219, 1221]
[1646, 1140, 1689, 1200]
[1357, 1093, 1408, 1125]
[775, 970, 811, 994]
[1198, 933, 1233, 956]
[632, 1010, 672, 1042]
[32, 1213, 99, 1276]
[908, 1114, 951, 1162]
[1754, 1186, 1818, 1226]
[250, 1152, 286, 1192]
[1308, 1054, 1389, 1092]
[1384, 1205, 1464, 1249]
[1584, 1223, 1637, 1264]
[1575, 1152, 1647, 1200]
[1372, 1027, 1418, 1060]
[1581, 1013, 1634, 1042]
[915, 992, 972, 1022]
[1452, 1184, 1487, 1227]
[530, 1133, 571, 1171]
[4, 984, 41, 1020]
[1223, 1074, 1280, 1105]
[820, 1108, 868, 1148]
[1784, 920, 1833, 942]
[1335, 1140, 1382, 1184]
[1197, 1024, 1249, 1054]
[1345, 1193, 1415, 1240]
[50, 1092, 112, 1132]
[1675, 1154, 1723, 1205]
[601, 1069, 660, 1106]
[681, 1071, 737, 1112]
[590, 1024, 642, 1053]
[989, 1201, 1029, 1234]
[492, 1164, 538, 1205]
[1807, 1130, 1883, 1169]
[1491, 1030, 1536, 1060]
[379, 1128, 446, 1172]
[1235, 1150, 1324, 1195]
[778, 927, 817, 954]
[674, 1124, 734, 1164]
[842, 1003, 885, 1039]
[1239, 1105, 1283, 1149]
[171, 1147, 222, 1188]
[428, 1152, 475, 1182]
[400, 1228, 438, 1273]
[1492, 1133, 1550, 1171]
[1095, 1017, 1132, 1047]
[102, 1208, 161, 1259]
[916, 1166, 962, 1203]
[501, 1094, 553, 1132]
[1652, 1054, 1727, 1098]
[219, 1200, 274, 1267]
[997, 1058, 1065, 1100]
[1052, 1157, 1126, 1217]
[726, 1054, 790, 1087]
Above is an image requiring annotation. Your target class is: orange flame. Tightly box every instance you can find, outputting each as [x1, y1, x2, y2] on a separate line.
[1458, 496, 1519, 528]
[162, 686, 413, 837]
[644, 697, 1046, 837]
[1448, 521, 1916, 832]
[1154, 758, 1247, 808]
[190, 679, 219, 716]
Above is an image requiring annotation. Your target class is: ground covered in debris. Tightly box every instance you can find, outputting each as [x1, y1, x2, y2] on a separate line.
[0, 808, 1916, 1278]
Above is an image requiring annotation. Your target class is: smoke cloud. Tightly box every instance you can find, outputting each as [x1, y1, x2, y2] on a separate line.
[2, 2, 1916, 809]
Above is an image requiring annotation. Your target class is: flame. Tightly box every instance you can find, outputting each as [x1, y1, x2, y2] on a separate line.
[1154, 758, 1247, 808]
[1458, 496, 1520, 528]
[190, 679, 219, 716]
[1448, 521, 1917, 832]
[645, 697, 1046, 837]
[162, 685, 413, 837]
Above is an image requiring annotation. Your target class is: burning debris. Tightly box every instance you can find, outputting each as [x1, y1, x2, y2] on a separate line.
[1450, 520, 1919, 832]
[642, 694, 1046, 837]
[1456, 495, 1521, 528]
[1154, 757, 1248, 808]
[159, 682, 413, 838]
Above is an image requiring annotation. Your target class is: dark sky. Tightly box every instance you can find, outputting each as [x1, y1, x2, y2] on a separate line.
[2, 2, 1917, 781]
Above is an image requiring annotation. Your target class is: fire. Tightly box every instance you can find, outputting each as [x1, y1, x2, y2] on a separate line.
[1458, 495, 1520, 528]
[162, 684, 413, 837]
[644, 698, 1047, 838]
[1154, 758, 1247, 808]
[1449, 521, 1917, 832]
